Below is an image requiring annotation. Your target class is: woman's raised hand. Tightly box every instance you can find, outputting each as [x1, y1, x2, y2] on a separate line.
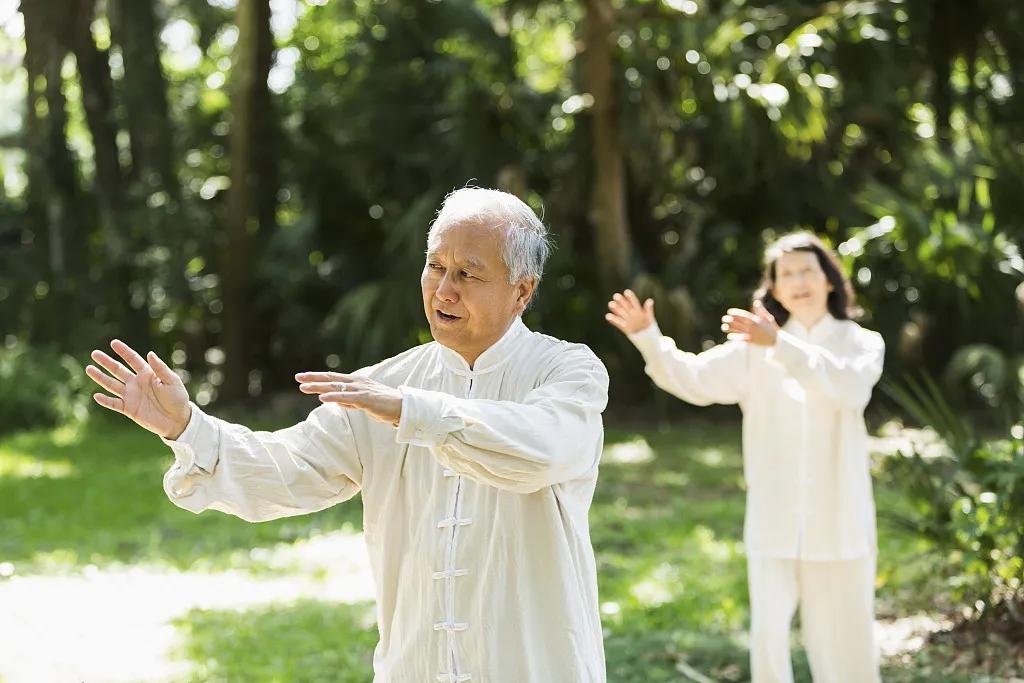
[86, 340, 192, 439]
[606, 289, 656, 336]
[721, 300, 780, 346]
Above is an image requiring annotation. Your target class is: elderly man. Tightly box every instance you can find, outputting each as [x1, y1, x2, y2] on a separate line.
[85, 188, 610, 682]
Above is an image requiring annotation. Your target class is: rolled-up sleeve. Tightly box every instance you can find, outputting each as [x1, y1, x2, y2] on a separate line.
[161, 403, 364, 523]
[395, 349, 609, 494]
[770, 328, 885, 411]
[628, 322, 749, 406]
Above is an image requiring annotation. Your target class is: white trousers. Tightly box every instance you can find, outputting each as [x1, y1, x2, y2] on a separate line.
[746, 556, 881, 683]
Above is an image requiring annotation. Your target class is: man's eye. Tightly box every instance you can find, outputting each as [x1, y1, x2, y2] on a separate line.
[460, 270, 473, 279]
[427, 263, 443, 271]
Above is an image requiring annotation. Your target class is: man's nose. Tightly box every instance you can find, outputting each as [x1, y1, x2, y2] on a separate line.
[436, 273, 459, 302]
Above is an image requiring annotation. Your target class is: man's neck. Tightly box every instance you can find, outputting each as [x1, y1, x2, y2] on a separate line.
[455, 317, 520, 369]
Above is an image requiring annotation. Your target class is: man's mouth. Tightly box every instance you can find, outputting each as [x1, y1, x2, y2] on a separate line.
[435, 309, 462, 323]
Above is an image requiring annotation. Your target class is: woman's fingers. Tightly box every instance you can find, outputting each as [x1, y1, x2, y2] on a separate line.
[605, 312, 630, 333]
[111, 339, 149, 375]
[726, 308, 760, 323]
[93, 393, 125, 413]
[644, 298, 655, 316]
[86, 365, 125, 397]
[722, 314, 755, 331]
[623, 289, 642, 308]
[727, 333, 751, 342]
[91, 349, 133, 383]
[753, 299, 777, 324]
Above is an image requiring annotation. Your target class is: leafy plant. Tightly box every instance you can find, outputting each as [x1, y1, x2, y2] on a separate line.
[881, 373, 1024, 622]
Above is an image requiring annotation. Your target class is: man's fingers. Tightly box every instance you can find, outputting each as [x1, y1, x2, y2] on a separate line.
[318, 391, 367, 407]
[295, 371, 354, 383]
[93, 393, 125, 413]
[111, 339, 148, 375]
[147, 351, 180, 385]
[86, 365, 124, 397]
[91, 350, 133, 383]
[299, 381, 355, 394]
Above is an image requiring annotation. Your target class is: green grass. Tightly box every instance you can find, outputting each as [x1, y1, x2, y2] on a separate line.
[172, 600, 379, 683]
[0, 415, 997, 681]
[0, 414, 362, 573]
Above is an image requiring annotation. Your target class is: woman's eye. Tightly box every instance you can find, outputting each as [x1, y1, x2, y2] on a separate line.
[461, 271, 474, 279]
[428, 263, 443, 271]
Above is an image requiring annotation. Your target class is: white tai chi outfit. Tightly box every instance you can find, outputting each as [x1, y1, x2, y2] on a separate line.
[162, 317, 609, 682]
[628, 314, 884, 683]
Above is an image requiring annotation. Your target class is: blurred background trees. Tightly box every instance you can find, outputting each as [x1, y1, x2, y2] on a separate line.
[1, 0, 1021, 412]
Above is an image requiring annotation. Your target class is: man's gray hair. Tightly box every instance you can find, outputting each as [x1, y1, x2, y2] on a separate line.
[427, 187, 552, 284]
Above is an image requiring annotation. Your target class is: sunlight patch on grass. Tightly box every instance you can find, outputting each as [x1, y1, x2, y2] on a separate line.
[603, 436, 655, 465]
[0, 450, 75, 479]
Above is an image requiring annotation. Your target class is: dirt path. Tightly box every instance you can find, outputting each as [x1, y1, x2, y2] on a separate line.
[0, 531, 375, 683]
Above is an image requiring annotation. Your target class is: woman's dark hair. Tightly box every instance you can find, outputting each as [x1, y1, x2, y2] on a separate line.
[753, 232, 862, 326]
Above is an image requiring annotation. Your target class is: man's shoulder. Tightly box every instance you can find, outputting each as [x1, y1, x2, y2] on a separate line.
[524, 329, 607, 376]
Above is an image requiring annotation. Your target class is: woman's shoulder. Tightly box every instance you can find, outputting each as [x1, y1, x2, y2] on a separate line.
[837, 318, 885, 350]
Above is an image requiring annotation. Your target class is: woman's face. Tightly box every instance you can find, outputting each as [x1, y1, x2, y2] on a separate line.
[771, 250, 832, 321]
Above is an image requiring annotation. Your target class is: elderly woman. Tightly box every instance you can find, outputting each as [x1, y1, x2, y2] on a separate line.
[87, 188, 609, 683]
[607, 232, 884, 683]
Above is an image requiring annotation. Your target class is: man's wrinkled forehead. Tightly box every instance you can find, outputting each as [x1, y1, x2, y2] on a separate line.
[427, 218, 506, 262]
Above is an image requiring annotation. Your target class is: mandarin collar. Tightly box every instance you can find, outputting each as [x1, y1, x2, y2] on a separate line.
[783, 312, 839, 342]
[437, 316, 528, 377]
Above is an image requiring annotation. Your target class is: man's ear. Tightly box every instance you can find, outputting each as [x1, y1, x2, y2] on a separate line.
[516, 277, 538, 312]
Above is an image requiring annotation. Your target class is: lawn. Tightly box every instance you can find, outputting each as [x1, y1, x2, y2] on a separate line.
[0, 413, 1001, 682]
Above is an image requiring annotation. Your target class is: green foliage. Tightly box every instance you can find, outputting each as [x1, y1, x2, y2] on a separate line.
[943, 344, 1024, 422]
[0, 342, 90, 435]
[5, 0, 1024, 406]
[881, 375, 1024, 618]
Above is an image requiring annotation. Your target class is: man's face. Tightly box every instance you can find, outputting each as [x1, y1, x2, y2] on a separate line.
[421, 219, 535, 365]
[771, 250, 832, 320]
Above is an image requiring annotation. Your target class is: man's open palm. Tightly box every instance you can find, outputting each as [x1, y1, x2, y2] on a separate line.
[86, 340, 192, 439]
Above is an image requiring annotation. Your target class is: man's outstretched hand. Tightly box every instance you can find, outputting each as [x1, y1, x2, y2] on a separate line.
[86, 340, 192, 440]
[296, 372, 403, 425]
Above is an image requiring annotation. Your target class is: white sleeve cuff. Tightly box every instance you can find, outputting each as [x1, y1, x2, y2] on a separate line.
[395, 386, 463, 448]
[159, 402, 220, 474]
[626, 321, 663, 358]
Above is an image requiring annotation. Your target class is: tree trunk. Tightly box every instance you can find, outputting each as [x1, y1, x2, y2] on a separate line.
[221, 0, 276, 402]
[73, 0, 126, 258]
[22, 0, 84, 348]
[583, 0, 633, 289]
[109, 0, 177, 199]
